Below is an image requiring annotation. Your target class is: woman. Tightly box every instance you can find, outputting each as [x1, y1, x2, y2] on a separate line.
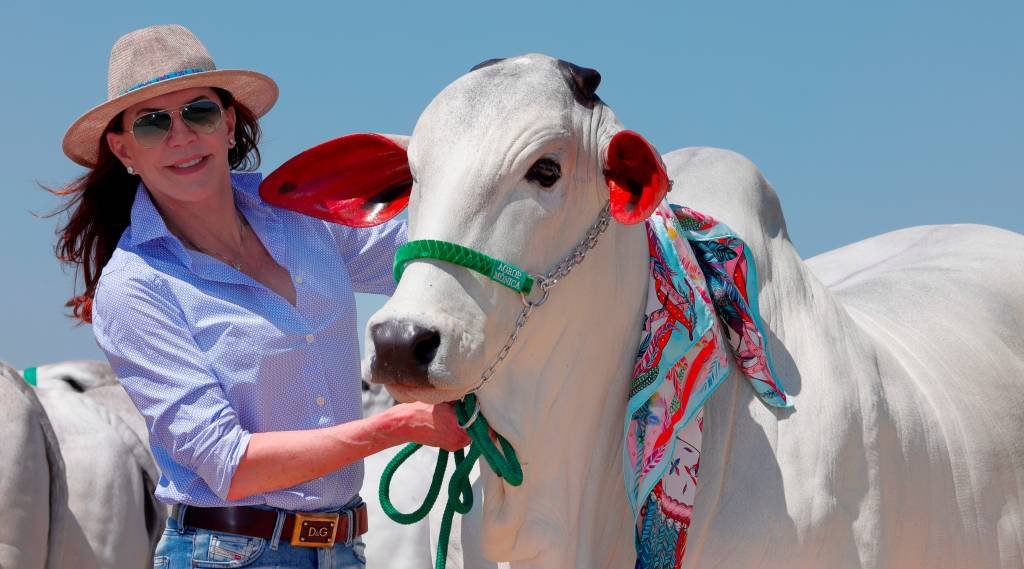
[54, 24, 469, 568]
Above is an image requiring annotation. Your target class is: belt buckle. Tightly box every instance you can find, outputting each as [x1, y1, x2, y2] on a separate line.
[290, 512, 340, 548]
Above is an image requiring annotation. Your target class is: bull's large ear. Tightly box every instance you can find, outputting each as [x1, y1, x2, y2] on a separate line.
[603, 130, 670, 224]
[260, 133, 412, 228]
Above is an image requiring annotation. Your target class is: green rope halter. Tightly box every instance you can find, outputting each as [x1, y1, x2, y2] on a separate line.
[22, 367, 37, 387]
[394, 240, 535, 295]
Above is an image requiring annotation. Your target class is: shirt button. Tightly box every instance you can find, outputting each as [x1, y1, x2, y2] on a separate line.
[316, 395, 326, 407]
[295, 275, 304, 284]
[305, 334, 315, 344]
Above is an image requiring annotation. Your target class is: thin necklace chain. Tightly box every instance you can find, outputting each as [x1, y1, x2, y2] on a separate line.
[174, 209, 249, 271]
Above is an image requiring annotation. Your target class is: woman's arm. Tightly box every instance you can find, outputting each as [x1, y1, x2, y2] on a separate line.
[226, 401, 468, 501]
[94, 272, 253, 500]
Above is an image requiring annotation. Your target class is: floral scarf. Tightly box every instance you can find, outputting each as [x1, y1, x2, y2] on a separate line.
[625, 201, 792, 568]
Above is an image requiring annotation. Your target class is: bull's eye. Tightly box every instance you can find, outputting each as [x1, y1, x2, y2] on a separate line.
[525, 158, 561, 188]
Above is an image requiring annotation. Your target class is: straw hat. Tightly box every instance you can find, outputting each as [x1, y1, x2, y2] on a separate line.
[62, 24, 279, 167]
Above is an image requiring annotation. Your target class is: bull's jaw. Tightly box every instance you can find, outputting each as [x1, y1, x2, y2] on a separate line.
[381, 383, 461, 405]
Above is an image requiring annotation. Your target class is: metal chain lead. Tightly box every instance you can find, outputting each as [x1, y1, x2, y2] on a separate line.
[468, 203, 612, 393]
[539, 203, 611, 287]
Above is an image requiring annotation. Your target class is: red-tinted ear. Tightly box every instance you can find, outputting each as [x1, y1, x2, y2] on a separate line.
[260, 133, 412, 228]
[603, 130, 670, 224]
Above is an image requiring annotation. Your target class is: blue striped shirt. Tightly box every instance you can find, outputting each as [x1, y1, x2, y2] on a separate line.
[92, 172, 405, 510]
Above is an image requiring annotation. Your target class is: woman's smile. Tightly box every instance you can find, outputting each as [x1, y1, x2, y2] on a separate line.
[166, 154, 211, 175]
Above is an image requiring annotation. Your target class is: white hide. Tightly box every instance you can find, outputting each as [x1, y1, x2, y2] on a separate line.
[0, 362, 68, 569]
[0, 361, 164, 569]
[364, 54, 1024, 569]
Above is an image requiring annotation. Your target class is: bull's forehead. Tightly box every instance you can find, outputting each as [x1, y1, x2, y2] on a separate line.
[410, 54, 585, 171]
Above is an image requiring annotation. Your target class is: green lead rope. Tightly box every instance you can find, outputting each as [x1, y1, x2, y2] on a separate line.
[394, 240, 535, 295]
[379, 393, 523, 569]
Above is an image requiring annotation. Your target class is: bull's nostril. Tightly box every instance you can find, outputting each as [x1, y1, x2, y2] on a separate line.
[412, 330, 441, 367]
[370, 321, 440, 386]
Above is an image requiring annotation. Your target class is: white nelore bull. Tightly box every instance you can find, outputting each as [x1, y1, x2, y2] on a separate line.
[335, 54, 1024, 568]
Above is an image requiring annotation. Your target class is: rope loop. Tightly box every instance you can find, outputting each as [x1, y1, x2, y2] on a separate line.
[378, 443, 449, 525]
[456, 394, 523, 485]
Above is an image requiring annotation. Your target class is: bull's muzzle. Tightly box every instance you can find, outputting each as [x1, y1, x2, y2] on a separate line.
[369, 320, 441, 386]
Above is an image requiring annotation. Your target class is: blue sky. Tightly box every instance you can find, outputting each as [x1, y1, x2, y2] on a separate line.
[1, 0, 1021, 369]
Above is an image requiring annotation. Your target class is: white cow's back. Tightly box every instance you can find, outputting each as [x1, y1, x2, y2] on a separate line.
[806, 223, 1024, 567]
[0, 361, 165, 569]
[664, 146, 1024, 568]
[0, 362, 67, 569]
[35, 387, 157, 569]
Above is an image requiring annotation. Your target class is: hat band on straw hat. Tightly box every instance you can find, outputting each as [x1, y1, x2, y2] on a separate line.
[120, 68, 209, 96]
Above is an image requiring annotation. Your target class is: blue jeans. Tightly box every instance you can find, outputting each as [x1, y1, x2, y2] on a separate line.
[153, 506, 366, 569]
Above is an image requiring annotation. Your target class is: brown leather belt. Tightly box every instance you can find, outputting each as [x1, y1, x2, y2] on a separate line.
[173, 502, 368, 548]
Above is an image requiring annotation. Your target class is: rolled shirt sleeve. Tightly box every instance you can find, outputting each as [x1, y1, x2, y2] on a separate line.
[329, 217, 407, 295]
[92, 269, 250, 501]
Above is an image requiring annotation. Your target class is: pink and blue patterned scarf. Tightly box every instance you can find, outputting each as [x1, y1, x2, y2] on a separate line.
[625, 201, 792, 568]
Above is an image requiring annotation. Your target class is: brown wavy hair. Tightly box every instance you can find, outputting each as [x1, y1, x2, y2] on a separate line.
[49, 88, 262, 323]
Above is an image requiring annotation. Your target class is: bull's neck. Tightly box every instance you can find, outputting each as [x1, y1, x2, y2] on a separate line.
[679, 196, 862, 566]
[477, 219, 649, 569]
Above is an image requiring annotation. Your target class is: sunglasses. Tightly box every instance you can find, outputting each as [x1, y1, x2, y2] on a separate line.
[129, 99, 224, 148]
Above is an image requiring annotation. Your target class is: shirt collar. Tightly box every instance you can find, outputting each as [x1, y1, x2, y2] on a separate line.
[128, 171, 266, 248]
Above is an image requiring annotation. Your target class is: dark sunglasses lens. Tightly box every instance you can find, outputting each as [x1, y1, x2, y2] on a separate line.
[132, 112, 172, 147]
[181, 100, 222, 133]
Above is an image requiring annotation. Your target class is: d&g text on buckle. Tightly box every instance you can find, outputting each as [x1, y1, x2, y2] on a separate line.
[290, 512, 340, 548]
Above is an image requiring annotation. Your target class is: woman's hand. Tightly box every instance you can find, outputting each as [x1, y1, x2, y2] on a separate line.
[390, 401, 471, 451]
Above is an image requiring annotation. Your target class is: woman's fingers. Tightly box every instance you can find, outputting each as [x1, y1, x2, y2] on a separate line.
[394, 402, 471, 450]
[432, 402, 472, 450]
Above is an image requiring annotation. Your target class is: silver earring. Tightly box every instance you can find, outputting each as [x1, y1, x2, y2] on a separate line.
[126, 165, 135, 175]
[228, 139, 236, 148]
